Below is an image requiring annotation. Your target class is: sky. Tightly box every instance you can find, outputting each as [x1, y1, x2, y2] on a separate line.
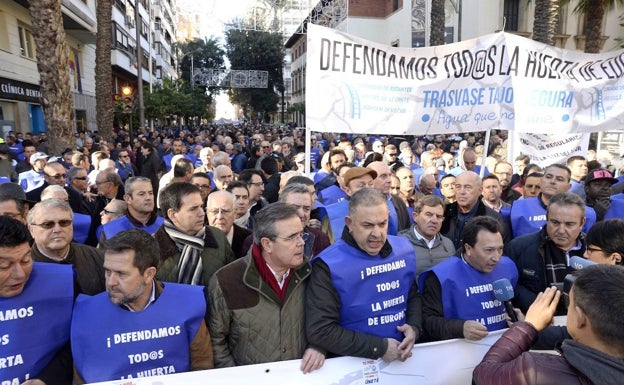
[177, 0, 258, 40]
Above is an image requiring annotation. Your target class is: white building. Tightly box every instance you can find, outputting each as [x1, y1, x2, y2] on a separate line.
[0, 0, 97, 134]
[0, 0, 177, 136]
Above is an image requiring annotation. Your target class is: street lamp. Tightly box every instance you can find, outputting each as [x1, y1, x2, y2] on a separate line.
[177, 48, 202, 90]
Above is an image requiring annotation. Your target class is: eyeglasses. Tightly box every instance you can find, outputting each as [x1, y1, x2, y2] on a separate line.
[72, 176, 88, 180]
[207, 208, 233, 215]
[249, 181, 264, 187]
[387, 153, 398, 157]
[262, 146, 270, 149]
[46, 173, 67, 179]
[194, 184, 212, 190]
[30, 220, 72, 229]
[586, 246, 604, 254]
[95, 181, 110, 186]
[274, 232, 310, 242]
[101, 209, 119, 216]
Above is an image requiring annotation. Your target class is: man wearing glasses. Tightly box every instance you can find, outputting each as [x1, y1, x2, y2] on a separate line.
[208, 202, 325, 373]
[206, 190, 251, 259]
[115, 150, 137, 182]
[27, 199, 105, 295]
[26, 161, 84, 215]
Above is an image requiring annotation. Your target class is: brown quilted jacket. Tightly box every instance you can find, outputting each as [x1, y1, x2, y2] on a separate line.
[207, 252, 311, 367]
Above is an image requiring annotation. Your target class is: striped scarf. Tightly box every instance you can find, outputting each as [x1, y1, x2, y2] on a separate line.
[163, 219, 205, 285]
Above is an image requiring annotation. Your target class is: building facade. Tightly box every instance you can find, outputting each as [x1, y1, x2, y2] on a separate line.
[0, 0, 97, 135]
[0, 0, 177, 137]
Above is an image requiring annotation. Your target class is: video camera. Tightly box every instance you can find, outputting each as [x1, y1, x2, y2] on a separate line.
[551, 256, 596, 294]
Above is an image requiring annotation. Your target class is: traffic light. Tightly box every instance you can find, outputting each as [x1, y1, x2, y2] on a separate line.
[120, 86, 134, 114]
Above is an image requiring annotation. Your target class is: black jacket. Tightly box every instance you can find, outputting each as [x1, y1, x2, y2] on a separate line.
[504, 228, 586, 314]
[441, 199, 511, 250]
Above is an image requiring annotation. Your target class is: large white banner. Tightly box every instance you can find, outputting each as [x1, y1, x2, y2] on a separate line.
[306, 24, 624, 135]
[88, 330, 506, 385]
[511, 132, 592, 167]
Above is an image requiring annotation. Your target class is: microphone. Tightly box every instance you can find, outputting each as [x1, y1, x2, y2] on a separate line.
[569, 256, 596, 270]
[492, 278, 518, 323]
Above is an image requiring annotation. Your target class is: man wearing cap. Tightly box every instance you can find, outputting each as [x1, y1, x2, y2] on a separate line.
[324, 167, 377, 241]
[0, 182, 33, 223]
[19, 152, 48, 192]
[584, 168, 624, 221]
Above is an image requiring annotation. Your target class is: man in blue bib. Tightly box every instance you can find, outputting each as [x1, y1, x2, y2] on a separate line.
[71, 229, 213, 383]
[306, 188, 421, 361]
[421, 216, 518, 341]
[99, 177, 164, 243]
[0, 216, 74, 385]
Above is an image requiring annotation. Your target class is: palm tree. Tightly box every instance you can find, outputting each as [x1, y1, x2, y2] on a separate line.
[95, 0, 114, 140]
[430, 0, 446, 46]
[575, 0, 623, 53]
[28, 0, 74, 154]
[533, 0, 560, 45]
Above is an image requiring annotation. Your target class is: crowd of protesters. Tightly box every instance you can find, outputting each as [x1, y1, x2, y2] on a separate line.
[2, 122, 624, 384]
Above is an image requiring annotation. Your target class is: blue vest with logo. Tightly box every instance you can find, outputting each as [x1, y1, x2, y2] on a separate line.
[0, 263, 73, 383]
[319, 185, 347, 206]
[318, 236, 416, 340]
[73, 212, 92, 244]
[325, 199, 349, 241]
[387, 196, 399, 236]
[163, 154, 197, 172]
[509, 197, 596, 237]
[71, 283, 205, 382]
[102, 215, 165, 239]
[420, 256, 518, 332]
[604, 199, 624, 219]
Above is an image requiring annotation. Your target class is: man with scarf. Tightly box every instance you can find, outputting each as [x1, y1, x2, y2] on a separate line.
[505, 192, 587, 315]
[155, 182, 234, 287]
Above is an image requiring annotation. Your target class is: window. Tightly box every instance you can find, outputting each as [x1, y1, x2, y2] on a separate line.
[503, 0, 519, 31]
[393, 0, 399, 11]
[141, 19, 148, 38]
[114, 25, 129, 50]
[18, 23, 35, 59]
